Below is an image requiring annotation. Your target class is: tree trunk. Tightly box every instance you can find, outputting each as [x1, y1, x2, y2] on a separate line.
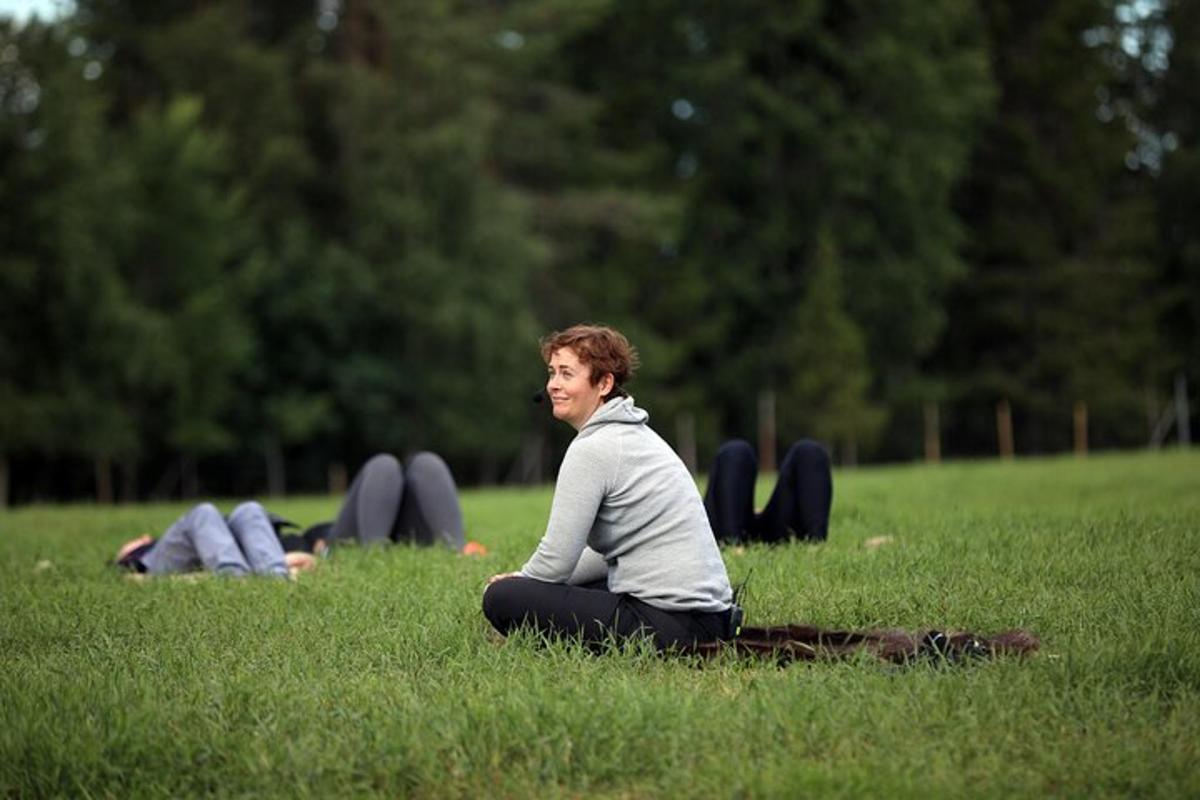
[94, 456, 113, 504]
[480, 455, 498, 486]
[758, 390, 776, 473]
[150, 459, 180, 500]
[265, 434, 285, 497]
[121, 458, 138, 503]
[328, 462, 348, 495]
[505, 433, 545, 485]
[1073, 402, 1088, 457]
[676, 413, 697, 475]
[996, 399, 1015, 459]
[181, 456, 199, 499]
[923, 401, 941, 464]
[1176, 372, 1191, 447]
[844, 434, 858, 467]
[1144, 384, 1159, 442]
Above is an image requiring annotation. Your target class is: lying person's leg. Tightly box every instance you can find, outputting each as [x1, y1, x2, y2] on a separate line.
[703, 439, 758, 544]
[140, 503, 252, 576]
[395, 451, 465, 550]
[757, 439, 832, 542]
[330, 453, 404, 546]
[226, 501, 290, 577]
[483, 577, 732, 652]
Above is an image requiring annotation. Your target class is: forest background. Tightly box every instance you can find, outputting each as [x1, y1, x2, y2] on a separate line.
[1, 0, 1196, 504]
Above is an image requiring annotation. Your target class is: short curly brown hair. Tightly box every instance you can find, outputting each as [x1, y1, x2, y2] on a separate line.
[540, 324, 640, 398]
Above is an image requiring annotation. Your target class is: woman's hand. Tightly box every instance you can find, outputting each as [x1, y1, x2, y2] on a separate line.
[486, 571, 521, 586]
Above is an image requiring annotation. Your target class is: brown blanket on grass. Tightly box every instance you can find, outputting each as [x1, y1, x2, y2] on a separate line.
[689, 625, 1040, 664]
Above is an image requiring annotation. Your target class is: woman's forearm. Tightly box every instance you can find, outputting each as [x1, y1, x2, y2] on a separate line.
[566, 547, 608, 585]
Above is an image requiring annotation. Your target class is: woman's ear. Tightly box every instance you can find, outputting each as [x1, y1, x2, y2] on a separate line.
[599, 371, 615, 397]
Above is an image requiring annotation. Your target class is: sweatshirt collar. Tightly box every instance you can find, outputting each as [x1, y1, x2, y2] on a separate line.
[578, 395, 649, 435]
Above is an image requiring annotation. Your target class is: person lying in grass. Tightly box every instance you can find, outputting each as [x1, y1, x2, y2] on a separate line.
[113, 501, 320, 579]
[483, 324, 739, 651]
[114, 451, 486, 581]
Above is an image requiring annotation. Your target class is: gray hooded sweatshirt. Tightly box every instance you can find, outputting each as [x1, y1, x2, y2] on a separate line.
[520, 396, 733, 613]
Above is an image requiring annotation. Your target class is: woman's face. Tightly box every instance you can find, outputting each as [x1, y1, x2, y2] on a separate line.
[546, 347, 613, 430]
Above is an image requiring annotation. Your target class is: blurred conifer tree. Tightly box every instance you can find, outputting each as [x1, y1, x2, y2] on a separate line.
[943, 0, 1165, 454]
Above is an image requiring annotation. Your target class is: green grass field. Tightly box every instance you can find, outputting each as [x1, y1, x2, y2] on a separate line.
[2, 451, 1199, 798]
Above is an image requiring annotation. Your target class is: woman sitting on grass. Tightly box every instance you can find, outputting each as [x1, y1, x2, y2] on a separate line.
[483, 324, 738, 652]
[113, 501, 318, 579]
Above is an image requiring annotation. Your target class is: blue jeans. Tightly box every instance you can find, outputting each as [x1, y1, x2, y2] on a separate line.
[140, 501, 289, 577]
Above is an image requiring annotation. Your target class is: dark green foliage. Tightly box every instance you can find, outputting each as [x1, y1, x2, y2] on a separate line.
[1151, 0, 1200, 411]
[0, 19, 141, 463]
[0, 1, 1190, 499]
[640, 0, 992, 454]
[942, 0, 1167, 454]
[777, 230, 884, 462]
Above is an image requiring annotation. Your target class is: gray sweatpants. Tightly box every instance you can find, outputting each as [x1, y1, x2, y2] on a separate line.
[140, 501, 289, 577]
[330, 452, 465, 550]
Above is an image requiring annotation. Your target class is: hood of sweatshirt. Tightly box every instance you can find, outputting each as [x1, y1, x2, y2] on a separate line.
[576, 396, 648, 440]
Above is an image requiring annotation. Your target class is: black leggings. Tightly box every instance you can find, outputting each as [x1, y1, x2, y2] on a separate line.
[482, 577, 735, 652]
[331, 452, 465, 550]
[703, 439, 832, 544]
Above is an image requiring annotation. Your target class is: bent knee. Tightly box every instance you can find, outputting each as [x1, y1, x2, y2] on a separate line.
[188, 502, 223, 524]
[482, 577, 527, 631]
[789, 439, 830, 467]
[715, 439, 756, 465]
[227, 500, 266, 521]
[362, 453, 402, 476]
[405, 451, 454, 487]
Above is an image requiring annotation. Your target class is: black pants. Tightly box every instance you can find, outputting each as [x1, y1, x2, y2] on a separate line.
[703, 438, 832, 544]
[482, 577, 734, 652]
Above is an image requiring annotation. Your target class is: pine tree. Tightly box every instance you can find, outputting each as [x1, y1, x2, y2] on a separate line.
[944, 0, 1165, 454]
[658, 0, 993, 456]
[1151, 0, 1200, 438]
[778, 231, 884, 463]
[0, 18, 143, 502]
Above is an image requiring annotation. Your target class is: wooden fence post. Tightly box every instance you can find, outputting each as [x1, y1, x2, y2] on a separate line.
[1073, 401, 1088, 457]
[996, 399, 1014, 459]
[758, 390, 776, 473]
[924, 401, 941, 464]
